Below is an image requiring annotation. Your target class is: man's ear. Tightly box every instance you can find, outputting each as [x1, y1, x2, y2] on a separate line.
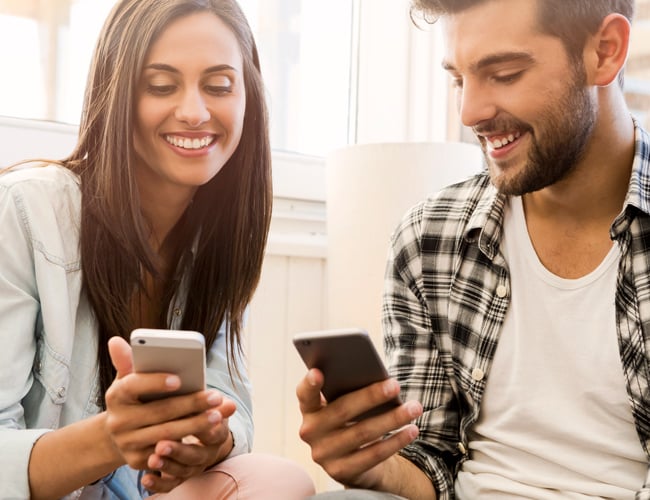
[584, 13, 631, 87]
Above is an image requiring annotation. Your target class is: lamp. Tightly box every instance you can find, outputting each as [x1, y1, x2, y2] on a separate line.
[325, 141, 484, 350]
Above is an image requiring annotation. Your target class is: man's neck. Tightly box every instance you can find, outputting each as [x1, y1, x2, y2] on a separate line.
[524, 95, 635, 226]
[521, 92, 635, 278]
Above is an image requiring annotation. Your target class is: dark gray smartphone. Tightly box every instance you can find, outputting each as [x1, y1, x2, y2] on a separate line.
[293, 327, 402, 420]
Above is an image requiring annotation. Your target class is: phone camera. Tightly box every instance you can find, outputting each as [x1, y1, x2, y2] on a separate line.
[302, 340, 311, 346]
[138, 339, 146, 345]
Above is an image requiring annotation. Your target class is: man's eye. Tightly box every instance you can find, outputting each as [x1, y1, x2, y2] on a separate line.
[492, 71, 523, 84]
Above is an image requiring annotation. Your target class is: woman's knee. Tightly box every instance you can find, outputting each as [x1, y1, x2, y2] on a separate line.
[156, 453, 315, 499]
[211, 453, 316, 499]
[307, 490, 407, 500]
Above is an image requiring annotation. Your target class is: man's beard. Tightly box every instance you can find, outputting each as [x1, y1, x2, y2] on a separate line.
[477, 70, 596, 196]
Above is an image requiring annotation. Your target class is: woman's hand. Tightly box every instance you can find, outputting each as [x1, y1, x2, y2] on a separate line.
[105, 337, 236, 493]
[140, 398, 236, 492]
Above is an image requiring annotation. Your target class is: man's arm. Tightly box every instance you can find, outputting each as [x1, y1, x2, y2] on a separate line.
[378, 454, 437, 499]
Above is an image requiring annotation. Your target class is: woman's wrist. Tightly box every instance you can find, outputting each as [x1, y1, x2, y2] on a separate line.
[204, 429, 235, 471]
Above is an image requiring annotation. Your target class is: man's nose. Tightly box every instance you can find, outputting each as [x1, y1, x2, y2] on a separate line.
[457, 80, 498, 128]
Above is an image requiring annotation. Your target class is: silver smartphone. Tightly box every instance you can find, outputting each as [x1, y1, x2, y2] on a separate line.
[293, 327, 402, 420]
[130, 328, 206, 402]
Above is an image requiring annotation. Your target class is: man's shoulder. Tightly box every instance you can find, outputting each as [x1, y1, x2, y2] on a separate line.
[390, 171, 499, 260]
[402, 171, 495, 229]
[424, 171, 492, 208]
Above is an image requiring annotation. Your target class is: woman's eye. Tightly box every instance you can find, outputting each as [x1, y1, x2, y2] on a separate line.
[146, 85, 176, 96]
[205, 85, 232, 95]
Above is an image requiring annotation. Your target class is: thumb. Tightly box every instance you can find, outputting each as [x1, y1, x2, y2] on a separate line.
[108, 336, 133, 379]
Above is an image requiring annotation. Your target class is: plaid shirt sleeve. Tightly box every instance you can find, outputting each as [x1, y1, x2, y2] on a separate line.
[382, 174, 508, 499]
[382, 172, 509, 500]
[383, 200, 461, 499]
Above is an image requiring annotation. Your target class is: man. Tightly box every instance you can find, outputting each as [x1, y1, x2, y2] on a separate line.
[297, 0, 650, 498]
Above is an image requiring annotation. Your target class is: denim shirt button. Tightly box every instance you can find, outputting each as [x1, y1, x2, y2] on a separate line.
[57, 387, 66, 398]
[173, 307, 182, 317]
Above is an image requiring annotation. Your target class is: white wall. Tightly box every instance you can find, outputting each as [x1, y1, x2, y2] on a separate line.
[0, 116, 79, 165]
[0, 116, 327, 201]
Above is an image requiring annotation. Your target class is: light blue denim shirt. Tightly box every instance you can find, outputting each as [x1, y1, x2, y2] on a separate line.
[0, 164, 253, 499]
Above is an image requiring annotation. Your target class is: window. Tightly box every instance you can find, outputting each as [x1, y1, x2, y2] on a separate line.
[0, 0, 355, 157]
[627, 0, 650, 128]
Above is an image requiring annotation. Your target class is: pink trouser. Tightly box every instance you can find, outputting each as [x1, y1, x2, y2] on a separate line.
[151, 453, 316, 499]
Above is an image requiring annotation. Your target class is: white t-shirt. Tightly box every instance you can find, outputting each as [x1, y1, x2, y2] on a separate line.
[455, 196, 646, 499]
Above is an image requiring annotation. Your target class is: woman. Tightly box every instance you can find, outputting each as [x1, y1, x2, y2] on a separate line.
[0, 0, 314, 498]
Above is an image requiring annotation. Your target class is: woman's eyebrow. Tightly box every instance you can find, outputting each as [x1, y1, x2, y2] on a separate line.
[143, 63, 238, 74]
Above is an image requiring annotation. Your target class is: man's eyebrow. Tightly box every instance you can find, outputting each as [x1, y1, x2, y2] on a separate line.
[442, 52, 535, 73]
[143, 63, 237, 74]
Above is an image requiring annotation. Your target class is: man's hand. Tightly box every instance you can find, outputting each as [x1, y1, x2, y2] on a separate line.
[296, 368, 423, 491]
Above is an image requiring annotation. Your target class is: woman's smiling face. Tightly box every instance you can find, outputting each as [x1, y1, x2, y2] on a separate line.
[133, 11, 246, 203]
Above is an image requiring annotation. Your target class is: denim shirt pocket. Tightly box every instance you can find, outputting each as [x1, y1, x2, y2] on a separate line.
[33, 333, 70, 406]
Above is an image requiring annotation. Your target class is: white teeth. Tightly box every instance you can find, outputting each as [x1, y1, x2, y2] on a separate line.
[488, 132, 521, 150]
[165, 135, 215, 150]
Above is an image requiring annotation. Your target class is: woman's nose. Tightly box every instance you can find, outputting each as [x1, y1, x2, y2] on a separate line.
[175, 89, 210, 127]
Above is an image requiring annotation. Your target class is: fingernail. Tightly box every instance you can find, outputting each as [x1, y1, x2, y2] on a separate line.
[160, 446, 172, 456]
[165, 375, 181, 388]
[208, 410, 222, 424]
[142, 477, 153, 488]
[406, 401, 422, 418]
[384, 379, 399, 397]
[207, 391, 222, 405]
[307, 371, 318, 387]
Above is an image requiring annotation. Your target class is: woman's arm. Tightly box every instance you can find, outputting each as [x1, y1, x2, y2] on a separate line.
[204, 326, 254, 456]
[28, 413, 122, 500]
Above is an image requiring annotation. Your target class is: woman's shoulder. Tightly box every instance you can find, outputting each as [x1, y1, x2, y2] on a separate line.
[0, 162, 82, 245]
[0, 162, 80, 190]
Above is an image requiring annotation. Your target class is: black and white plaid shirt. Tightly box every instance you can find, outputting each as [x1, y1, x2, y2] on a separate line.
[383, 122, 650, 499]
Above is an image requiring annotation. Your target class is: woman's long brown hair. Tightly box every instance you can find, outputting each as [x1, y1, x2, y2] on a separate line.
[64, 0, 271, 408]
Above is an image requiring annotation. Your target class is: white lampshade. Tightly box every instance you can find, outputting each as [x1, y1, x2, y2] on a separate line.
[325, 141, 484, 349]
